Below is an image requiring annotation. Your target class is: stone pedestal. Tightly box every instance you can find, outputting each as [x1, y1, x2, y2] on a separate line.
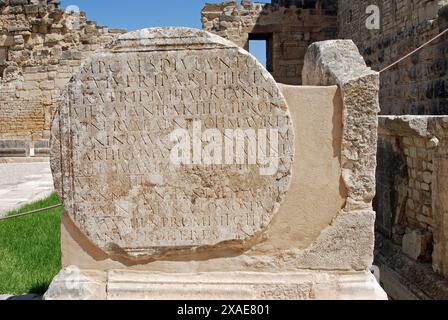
[45, 269, 386, 300]
[45, 29, 387, 300]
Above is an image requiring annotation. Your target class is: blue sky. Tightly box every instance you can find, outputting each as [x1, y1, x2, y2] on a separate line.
[60, 0, 269, 66]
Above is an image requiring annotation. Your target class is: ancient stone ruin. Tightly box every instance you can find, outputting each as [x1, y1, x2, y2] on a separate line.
[2, 0, 448, 300]
[0, 0, 125, 157]
[44, 27, 385, 300]
[202, 0, 338, 85]
[202, 0, 448, 299]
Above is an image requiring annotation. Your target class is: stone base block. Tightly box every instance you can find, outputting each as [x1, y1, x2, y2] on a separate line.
[44, 268, 388, 300]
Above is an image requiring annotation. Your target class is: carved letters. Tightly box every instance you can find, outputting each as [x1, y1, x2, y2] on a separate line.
[51, 28, 294, 258]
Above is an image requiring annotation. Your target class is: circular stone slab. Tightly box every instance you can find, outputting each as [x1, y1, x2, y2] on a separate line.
[50, 28, 294, 259]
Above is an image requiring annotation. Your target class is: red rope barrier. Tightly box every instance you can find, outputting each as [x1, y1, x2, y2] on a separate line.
[380, 27, 448, 73]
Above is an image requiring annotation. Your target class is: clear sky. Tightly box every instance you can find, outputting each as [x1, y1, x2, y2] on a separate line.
[59, 0, 269, 66]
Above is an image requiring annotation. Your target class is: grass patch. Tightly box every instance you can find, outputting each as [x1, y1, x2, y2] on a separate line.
[0, 193, 62, 295]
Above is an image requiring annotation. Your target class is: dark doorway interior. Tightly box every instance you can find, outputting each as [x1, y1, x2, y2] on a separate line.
[0, 47, 8, 78]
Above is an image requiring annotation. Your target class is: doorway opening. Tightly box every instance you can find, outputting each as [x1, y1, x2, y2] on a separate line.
[248, 33, 273, 73]
[0, 47, 8, 79]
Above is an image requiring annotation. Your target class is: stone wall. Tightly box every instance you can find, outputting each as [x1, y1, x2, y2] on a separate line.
[0, 0, 125, 156]
[338, 0, 448, 298]
[201, 0, 337, 85]
[338, 0, 448, 115]
[376, 116, 448, 298]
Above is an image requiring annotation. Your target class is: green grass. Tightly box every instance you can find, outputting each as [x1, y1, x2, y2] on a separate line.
[0, 193, 63, 295]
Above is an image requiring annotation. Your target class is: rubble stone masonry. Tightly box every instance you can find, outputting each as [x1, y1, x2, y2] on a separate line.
[376, 116, 448, 299]
[338, 0, 448, 115]
[201, 0, 337, 85]
[338, 0, 448, 299]
[0, 0, 125, 156]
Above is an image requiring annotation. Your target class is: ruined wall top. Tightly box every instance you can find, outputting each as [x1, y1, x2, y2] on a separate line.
[0, 0, 126, 144]
[271, 0, 337, 11]
[202, 0, 338, 85]
[203, 0, 337, 14]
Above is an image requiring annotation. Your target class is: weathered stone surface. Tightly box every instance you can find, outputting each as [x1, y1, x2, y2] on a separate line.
[303, 40, 380, 210]
[54, 41, 379, 274]
[302, 40, 373, 87]
[339, 0, 448, 115]
[0, 0, 126, 157]
[376, 116, 448, 298]
[431, 118, 448, 279]
[50, 27, 294, 259]
[379, 115, 433, 138]
[402, 231, 427, 261]
[201, 0, 338, 85]
[291, 210, 376, 271]
[43, 267, 107, 300]
[58, 85, 362, 272]
[46, 36, 387, 300]
[44, 268, 387, 300]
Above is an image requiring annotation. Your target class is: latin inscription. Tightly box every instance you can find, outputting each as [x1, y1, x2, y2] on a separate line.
[51, 29, 294, 257]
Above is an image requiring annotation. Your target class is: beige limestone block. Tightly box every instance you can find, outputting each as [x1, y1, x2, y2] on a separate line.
[402, 230, 426, 261]
[43, 268, 107, 300]
[303, 40, 380, 211]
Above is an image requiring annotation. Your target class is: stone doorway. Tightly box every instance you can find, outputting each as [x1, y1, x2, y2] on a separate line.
[248, 33, 274, 72]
